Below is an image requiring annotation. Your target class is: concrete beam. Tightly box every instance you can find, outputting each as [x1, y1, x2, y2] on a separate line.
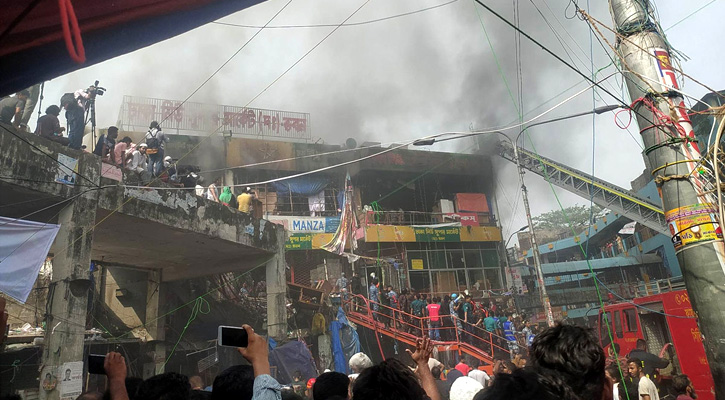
[266, 228, 287, 341]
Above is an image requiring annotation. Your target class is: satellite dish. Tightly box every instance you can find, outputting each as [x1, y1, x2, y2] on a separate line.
[345, 138, 357, 149]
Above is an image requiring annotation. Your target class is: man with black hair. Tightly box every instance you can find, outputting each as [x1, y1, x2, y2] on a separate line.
[474, 368, 558, 400]
[628, 339, 669, 379]
[529, 324, 609, 400]
[431, 365, 450, 400]
[135, 372, 190, 400]
[313, 372, 349, 400]
[61, 92, 85, 149]
[34, 105, 70, 144]
[0, 90, 29, 128]
[352, 337, 440, 400]
[212, 365, 255, 400]
[628, 358, 659, 400]
[145, 121, 168, 177]
[93, 126, 118, 161]
[672, 374, 697, 400]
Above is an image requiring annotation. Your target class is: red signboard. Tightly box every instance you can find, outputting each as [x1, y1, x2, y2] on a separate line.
[455, 193, 489, 213]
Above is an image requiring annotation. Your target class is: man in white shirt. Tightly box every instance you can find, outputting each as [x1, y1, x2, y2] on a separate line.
[127, 143, 148, 173]
[468, 368, 490, 388]
[628, 358, 660, 400]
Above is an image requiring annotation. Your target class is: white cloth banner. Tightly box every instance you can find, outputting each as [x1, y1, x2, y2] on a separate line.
[0, 216, 60, 303]
[618, 221, 636, 235]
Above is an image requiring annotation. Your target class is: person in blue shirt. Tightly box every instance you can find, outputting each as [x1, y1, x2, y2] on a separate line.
[369, 278, 380, 319]
[503, 315, 519, 356]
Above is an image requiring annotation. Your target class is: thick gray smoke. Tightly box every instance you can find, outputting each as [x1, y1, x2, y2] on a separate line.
[38, 0, 724, 237]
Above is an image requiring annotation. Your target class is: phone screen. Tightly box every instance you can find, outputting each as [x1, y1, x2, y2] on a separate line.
[88, 354, 106, 375]
[219, 326, 248, 348]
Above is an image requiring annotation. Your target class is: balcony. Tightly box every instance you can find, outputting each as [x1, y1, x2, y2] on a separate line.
[363, 210, 496, 227]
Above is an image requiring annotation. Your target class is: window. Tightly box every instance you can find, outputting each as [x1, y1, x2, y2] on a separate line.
[429, 251, 447, 269]
[483, 267, 503, 290]
[599, 311, 613, 347]
[447, 250, 465, 269]
[614, 311, 623, 338]
[623, 308, 638, 332]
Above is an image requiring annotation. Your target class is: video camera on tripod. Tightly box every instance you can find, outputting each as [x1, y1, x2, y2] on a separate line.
[88, 80, 106, 97]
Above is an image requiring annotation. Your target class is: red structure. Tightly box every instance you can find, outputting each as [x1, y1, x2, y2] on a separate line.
[598, 290, 714, 399]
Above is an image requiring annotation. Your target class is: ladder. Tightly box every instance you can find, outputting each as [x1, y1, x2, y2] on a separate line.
[497, 141, 668, 235]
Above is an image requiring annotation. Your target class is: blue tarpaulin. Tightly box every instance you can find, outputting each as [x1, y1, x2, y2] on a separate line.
[269, 340, 318, 384]
[330, 307, 360, 373]
[271, 176, 330, 196]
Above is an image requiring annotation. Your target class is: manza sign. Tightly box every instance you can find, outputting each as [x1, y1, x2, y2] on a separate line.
[268, 216, 340, 233]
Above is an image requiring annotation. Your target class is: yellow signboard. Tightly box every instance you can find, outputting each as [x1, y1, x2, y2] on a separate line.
[365, 225, 502, 243]
[411, 259, 424, 270]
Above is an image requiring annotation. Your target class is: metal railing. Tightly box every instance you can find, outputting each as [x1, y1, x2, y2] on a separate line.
[342, 294, 511, 363]
[363, 211, 495, 227]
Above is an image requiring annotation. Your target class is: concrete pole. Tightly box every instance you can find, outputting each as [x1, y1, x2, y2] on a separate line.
[514, 145, 555, 327]
[39, 162, 99, 399]
[611, 0, 725, 393]
[266, 227, 287, 341]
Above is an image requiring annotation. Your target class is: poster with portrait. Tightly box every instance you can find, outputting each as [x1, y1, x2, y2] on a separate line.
[59, 361, 83, 400]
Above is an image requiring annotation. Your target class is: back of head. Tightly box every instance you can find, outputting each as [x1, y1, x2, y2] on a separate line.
[530, 324, 605, 400]
[281, 391, 305, 400]
[190, 390, 212, 400]
[313, 372, 350, 400]
[635, 339, 647, 351]
[352, 358, 426, 400]
[136, 372, 190, 400]
[46, 105, 61, 116]
[671, 374, 690, 395]
[449, 376, 483, 400]
[349, 352, 373, 373]
[475, 368, 557, 400]
[212, 365, 254, 400]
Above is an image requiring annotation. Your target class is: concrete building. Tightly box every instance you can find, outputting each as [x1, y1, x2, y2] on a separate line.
[512, 171, 681, 324]
[0, 125, 286, 396]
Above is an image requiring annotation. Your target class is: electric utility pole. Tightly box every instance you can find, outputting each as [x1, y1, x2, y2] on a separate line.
[610, 0, 725, 393]
[514, 145, 555, 327]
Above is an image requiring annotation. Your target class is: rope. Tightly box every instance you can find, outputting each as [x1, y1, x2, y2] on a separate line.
[161, 297, 210, 372]
[58, 0, 85, 63]
[650, 159, 699, 176]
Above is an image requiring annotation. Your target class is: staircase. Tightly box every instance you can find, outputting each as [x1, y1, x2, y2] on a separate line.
[343, 295, 510, 366]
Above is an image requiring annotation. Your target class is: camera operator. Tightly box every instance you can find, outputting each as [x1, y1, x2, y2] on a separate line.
[60, 92, 85, 149]
[145, 121, 168, 177]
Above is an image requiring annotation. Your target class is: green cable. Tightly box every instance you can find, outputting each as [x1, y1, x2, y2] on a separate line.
[161, 296, 211, 372]
[522, 130, 627, 394]
[471, 0, 521, 117]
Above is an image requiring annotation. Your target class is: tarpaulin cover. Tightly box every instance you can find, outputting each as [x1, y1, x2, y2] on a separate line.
[272, 176, 330, 196]
[269, 340, 318, 384]
[454, 193, 489, 213]
[0, 216, 59, 303]
[330, 307, 360, 374]
[322, 173, 358, 255]
[0, 0, 265, 95]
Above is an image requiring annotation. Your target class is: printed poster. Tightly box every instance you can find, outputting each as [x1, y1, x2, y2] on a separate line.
[665, 203, 722, 251]
[58, 361, 83, 400]
[55, 154, 78, 185]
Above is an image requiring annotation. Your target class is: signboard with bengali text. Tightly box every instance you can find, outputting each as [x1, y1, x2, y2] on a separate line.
[118, 95, 311, 140]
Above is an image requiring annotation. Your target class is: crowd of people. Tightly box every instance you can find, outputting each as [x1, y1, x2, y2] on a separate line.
[360, 279, 536, 359]
[20, 323, 696, 400]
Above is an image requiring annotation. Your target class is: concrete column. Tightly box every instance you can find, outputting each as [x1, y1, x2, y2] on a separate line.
[142, 270, 166, 378]
[266, 228, 287, 341]
[39, 183, 99, 399]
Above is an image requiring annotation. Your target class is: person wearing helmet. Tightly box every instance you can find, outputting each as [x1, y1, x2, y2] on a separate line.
[450, 293, 463, 340]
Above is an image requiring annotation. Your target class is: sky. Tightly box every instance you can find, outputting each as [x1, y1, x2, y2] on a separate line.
[36, 0, 725, 244]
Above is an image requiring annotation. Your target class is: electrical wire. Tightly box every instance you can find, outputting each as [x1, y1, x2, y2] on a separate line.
[1, 125, 100, 188]
[155, 0, 295, 128]
[212, 0, 459, 29]
[36, 0, 374, 272]
[120, 74, 616, 191]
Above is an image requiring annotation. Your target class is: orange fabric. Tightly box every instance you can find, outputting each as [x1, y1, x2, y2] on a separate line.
[455, 193, 489, 213]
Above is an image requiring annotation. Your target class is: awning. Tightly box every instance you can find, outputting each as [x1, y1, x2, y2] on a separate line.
[0, 0, 265, 95]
